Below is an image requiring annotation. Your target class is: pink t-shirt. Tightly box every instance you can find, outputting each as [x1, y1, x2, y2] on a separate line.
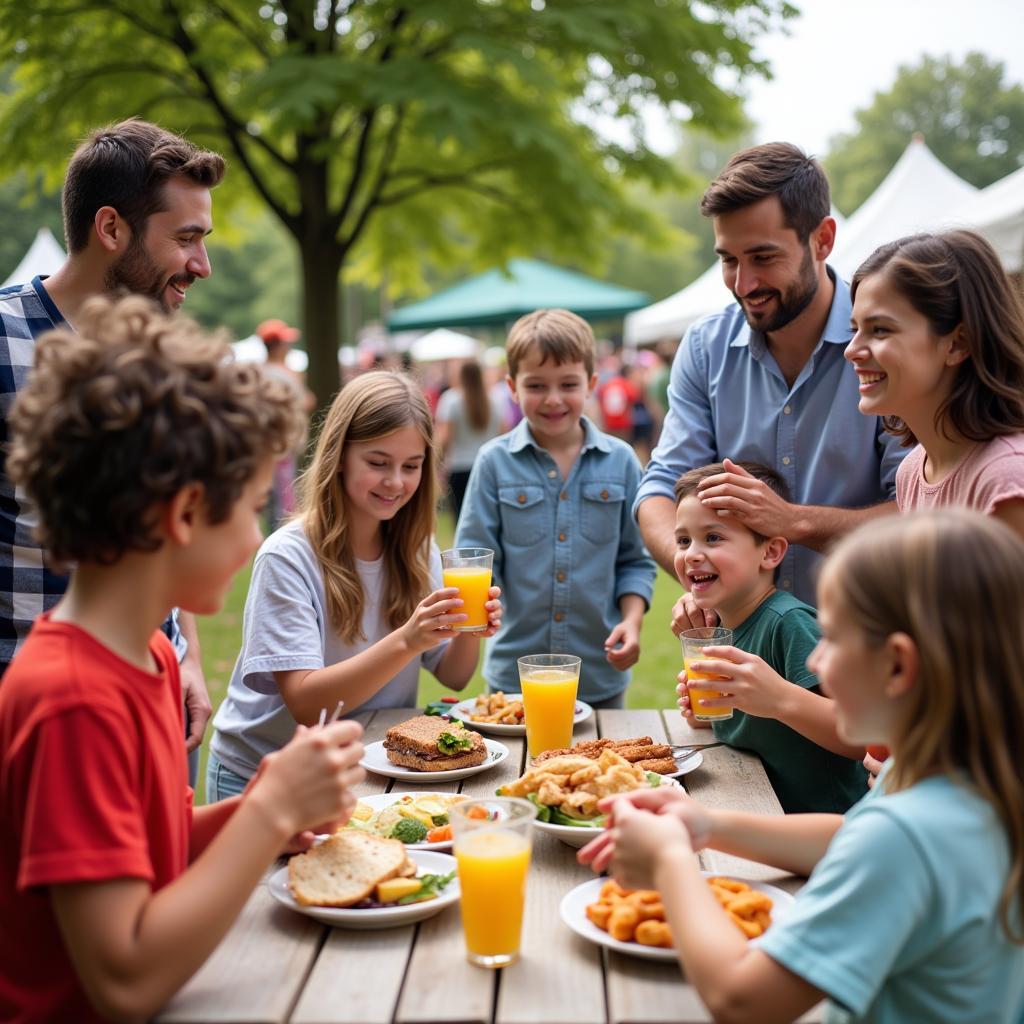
[895, 434, 1024, 514]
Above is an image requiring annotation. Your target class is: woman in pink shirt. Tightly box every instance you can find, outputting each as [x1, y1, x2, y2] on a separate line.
[846, 228, 1024, 775]
[846, 229, 1024, 536]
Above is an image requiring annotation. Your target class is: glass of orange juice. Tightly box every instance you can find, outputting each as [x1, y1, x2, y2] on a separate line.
[441, 548, 494, 631]
[517, 653, 581, 758]
[680, 627, 734, 722]
[451, 797, 536, 967]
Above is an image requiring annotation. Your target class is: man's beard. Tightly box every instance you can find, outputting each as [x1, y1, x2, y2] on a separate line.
[105, 234, 193, 312]
[737, 245, 818, 334]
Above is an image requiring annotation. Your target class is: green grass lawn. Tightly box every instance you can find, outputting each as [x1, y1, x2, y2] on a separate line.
[194, 511, 683, 803]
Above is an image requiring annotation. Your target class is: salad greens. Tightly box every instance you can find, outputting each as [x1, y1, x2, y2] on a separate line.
[437, 725, 473, 754]
[513, 774, 663, 829]
[397, 871, 457, 905]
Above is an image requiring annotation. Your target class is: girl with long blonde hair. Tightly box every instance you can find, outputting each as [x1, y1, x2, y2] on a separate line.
[207, 371, 500, 800]
[580, 509, 1024, 1023]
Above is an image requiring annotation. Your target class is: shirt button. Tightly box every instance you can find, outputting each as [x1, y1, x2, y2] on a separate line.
[782, 456, 791, 466]
[782, 579, 792, 590]
[600, 489, 609, 500]
[548, 470, 557, 478]
[518, 493, 527, 504]
[560, 491, 568, 501]
[558, 532, 567, 542]
[783, 405, 792, 415]
[557, 571, 566, 582]
[554, 612, 563, 622]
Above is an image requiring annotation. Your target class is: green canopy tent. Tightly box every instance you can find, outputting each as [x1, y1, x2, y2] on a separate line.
[387, 259, 649, 331]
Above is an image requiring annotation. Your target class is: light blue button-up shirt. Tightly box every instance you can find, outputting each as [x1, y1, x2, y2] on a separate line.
[634, 271, 907, 606]
[456, 416, 656, 703]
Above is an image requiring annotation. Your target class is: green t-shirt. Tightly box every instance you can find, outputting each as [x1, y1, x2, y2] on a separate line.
[712, 591, 868, 814]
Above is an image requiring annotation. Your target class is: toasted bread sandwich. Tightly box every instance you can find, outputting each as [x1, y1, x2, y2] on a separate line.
[288, 831, 411, 907]
[384, 715, 486, 771]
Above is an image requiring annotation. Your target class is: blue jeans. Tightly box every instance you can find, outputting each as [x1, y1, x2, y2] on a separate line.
[205, 751, 251, 803]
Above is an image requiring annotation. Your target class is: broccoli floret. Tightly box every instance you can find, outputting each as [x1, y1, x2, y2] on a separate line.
[389, 818, 428, 844]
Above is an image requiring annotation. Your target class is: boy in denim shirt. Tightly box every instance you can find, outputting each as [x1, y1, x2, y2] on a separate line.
[456, 309, 656, 708]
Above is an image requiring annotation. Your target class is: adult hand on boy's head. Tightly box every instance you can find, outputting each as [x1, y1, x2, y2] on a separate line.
[670, 591, 718, 635]
[695, 458, 793, 540]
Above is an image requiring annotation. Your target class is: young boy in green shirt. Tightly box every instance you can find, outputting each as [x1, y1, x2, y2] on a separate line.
[673, 462, 867, 812]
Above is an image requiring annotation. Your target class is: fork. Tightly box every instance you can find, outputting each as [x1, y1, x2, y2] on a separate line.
[671, 741, 724, 759]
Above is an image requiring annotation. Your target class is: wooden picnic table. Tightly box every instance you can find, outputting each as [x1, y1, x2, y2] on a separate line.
[156, 707, 823, 1024]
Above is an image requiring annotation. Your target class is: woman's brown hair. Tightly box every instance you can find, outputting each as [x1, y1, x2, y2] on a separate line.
[851, 229, 1024, 448]
[459, 359, 490, 432]
[299, 371, 437, 643]
[820, 509, 1024, 942]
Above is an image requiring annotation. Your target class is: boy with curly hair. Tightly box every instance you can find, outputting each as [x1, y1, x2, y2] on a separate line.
[0, 296, 366, 1023]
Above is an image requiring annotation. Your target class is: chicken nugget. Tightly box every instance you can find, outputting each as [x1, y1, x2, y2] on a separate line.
[709, 877, 749, 894]
[729, 913, 763, 939]
[600, 880, 631, 901]
[586, 902, 613, 929]
[561, 789, 600, 817]
[536, 778, 570, 807]
[569, 764, 601, 786]
[754, 909, 772, 932]
[724, 891, 773, 918]
[635, 901, 666, 922]
[608, 904, 640, 942]
[635, 920, 674, 948]
[636, 758, 679, 775]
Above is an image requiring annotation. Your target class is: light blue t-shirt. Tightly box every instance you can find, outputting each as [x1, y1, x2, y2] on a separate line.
[455, 416, 656, 703]
[756, 766, 1024, 1023]
[633, 270, 907, 606]
[210, 521, 447, 780]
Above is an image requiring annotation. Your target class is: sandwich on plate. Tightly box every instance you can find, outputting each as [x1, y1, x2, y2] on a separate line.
[383, 715, 486, 771]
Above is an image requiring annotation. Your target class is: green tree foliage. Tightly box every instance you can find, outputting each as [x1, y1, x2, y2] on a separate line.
[825, 53, 1024, 217]
[0, 0, 792, 406]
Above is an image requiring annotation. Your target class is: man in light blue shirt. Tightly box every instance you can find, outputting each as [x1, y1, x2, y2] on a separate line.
[636, 143, 906, 607]
[457, 309, 655, 707]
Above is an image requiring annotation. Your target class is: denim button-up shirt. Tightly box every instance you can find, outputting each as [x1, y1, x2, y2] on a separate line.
[634, 271, 907, 606]
[456, 416, 656, 703]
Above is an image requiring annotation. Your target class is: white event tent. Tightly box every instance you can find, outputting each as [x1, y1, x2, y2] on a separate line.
[624, 137, 980, 346]
[2, 227, 66, 288]
[949, 164, 1024, 273]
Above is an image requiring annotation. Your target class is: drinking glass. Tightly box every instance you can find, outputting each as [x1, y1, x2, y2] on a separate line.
[517, 653, 582, 758]
[451, 797, 536, 967]
[440, 548, 494, 631]
[680, 627, 734, 722]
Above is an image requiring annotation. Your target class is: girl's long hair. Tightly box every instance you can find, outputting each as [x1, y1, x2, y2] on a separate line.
[820, 509, 1024, 941]
[299, 371, 437, 643]
[460, 359, 490, 432]
[850, 229, 1024, 447]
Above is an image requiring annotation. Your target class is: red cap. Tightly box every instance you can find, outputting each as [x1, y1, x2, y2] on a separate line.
[256, 318, 300, 344]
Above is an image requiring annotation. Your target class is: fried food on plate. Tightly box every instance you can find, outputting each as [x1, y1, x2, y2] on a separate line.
[585, 877, 774, 947]
[499, 748, 652, 818]
[470, 691, 525, 724]
[532, 736, 676, 775]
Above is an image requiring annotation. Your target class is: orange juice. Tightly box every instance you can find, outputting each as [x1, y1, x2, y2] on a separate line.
[443, 566, 491, 630]
[684, 657, 732, 721]
[521, 668, 579, 756]
[456, 830, 531, 962]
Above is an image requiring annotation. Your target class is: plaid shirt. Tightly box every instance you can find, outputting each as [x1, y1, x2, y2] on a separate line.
[0, 278, 69, 670]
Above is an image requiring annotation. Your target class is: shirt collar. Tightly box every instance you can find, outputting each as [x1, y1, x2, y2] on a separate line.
[729, 266, 851, 352]
[507, 415, 611, 455]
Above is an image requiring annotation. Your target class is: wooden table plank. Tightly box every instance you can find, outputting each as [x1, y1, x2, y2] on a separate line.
[155, 877, 323, 1024]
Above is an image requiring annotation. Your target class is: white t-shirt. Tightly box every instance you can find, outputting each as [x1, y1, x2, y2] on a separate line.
[210, 520, 447, 779]
[436, 387, 503, 472]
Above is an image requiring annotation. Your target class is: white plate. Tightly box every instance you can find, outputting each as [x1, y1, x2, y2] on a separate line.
[533, 777, 682, 848]
[360, 738, 509, 782]
[560, 873, 795, 961]
[661, 749, 703, 779]
[269, 849, 459, 929]
[342, 792, 468, 850]
[448, 695, 593, 736]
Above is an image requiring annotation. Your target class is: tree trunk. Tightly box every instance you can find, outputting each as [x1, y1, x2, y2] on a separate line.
[299, 237, 345, 416]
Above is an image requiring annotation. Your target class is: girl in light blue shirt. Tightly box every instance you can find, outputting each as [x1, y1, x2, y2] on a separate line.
[579, 508, 1024, 1024]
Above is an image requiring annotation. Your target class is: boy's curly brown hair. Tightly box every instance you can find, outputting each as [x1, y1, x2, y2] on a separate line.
[7, 295, 304, 566]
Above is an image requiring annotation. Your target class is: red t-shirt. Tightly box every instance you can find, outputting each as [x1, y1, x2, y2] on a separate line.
[0, 615, 191, 1023]
[597, 376, 640, 431]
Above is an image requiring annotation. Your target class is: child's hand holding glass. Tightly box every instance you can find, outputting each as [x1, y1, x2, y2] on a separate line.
[681, 647, 794, 720]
